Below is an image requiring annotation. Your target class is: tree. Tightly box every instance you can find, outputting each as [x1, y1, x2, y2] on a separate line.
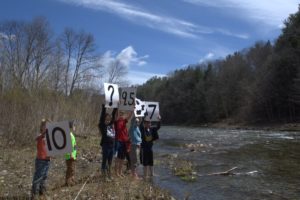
[105, 59, 128, 85]
[60, 28, 102, 95]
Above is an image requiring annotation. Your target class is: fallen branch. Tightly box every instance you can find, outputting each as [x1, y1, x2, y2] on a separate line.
[73, 171, 96, 200]
[199, 167, 238, 176]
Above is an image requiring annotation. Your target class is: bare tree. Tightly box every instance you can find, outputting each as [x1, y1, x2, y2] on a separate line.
[106, 59, 128, 85]
[0, 17, 52, 90]
[60, 28, 102, 95]
[27, 17, 53, 90]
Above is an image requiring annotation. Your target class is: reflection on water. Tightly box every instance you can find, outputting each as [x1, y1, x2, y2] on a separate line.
[153, 126, 300, 200]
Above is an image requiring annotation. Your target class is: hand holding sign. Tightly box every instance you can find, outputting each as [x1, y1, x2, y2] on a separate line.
[104, 83, 119, 108]
[45, 121, 72, 156]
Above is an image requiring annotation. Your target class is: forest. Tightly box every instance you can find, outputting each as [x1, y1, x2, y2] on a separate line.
[1, 7, 300, 145]
[138, 6, 300, 125]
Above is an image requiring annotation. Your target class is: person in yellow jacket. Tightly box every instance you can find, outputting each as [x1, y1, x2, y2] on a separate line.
[65, 121, 77, 186]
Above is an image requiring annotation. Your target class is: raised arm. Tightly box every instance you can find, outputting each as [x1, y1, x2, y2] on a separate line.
[126, 110, 134, 121]
[153, 115, 161, 131]
[99, 104, 106, 127]
[112, 107, 118, 122]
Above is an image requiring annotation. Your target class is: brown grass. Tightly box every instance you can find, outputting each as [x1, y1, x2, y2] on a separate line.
[0, 135, 172, 200]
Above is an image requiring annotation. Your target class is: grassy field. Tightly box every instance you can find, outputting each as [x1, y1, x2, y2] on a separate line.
[0, 134, 172, 200]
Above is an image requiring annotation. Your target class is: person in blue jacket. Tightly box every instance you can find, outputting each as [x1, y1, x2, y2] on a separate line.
[129, 117, 142, 179]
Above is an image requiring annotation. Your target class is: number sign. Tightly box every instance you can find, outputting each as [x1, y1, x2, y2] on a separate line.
[45, 121, 72, 156]
[104, 83, 119, 108]
[119, 87, 136, 111]
[144, 101, 160, 121]
[134, 98, 146, 117]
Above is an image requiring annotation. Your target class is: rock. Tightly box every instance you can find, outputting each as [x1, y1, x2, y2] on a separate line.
[0, 170, 8, 176]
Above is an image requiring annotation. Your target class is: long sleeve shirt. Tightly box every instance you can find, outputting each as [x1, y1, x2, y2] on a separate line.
[129, 118, 142, 145]
[98, 104, 117, 147]
[36, 134, 50, 160]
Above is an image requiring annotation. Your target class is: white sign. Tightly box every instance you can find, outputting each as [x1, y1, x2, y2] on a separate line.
[134, 98, 146, 117]
[104, 83, 119, 108]
[144, 101, 160, 121]
[45, 121, 72, 156]
[119, 87, 136, 111]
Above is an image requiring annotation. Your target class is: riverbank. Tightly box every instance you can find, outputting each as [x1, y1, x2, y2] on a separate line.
[207, 121, 300, 132]
[0, 135, 172, 199]
[166, 120, 300, 132]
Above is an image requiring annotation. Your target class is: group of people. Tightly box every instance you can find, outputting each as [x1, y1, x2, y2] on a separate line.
[98, 104, 161, 181]
[30, 104, 161, 199]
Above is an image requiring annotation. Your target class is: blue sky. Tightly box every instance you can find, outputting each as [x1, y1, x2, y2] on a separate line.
[0, 0, 299, 84]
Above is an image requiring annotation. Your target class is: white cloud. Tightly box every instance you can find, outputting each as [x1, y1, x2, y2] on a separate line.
[59, 0, 248, 39]
[127, 70, 166, 85]
[116, 46, 148, 67]
[100, 46, 148, 68]
[199, 52, 215, 63]
[183, 0, 299, 28]
[216, 28, 249, 39]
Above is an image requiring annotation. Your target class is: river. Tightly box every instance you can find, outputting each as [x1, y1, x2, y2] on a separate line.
[151, 126, 300, 200]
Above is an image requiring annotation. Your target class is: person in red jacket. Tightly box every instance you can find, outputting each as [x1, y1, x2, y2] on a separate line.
[114, 110, 133, 177]
[31, 119, 51, 200]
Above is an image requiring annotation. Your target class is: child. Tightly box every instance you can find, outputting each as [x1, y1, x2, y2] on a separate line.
[140, 116, 161, 179]
[114, 110, 133, 178]
[129, 117, 142, 179]
[31, 119, 51, 200]
[65, 120, 77, 186]
[98, 104, 117, 181]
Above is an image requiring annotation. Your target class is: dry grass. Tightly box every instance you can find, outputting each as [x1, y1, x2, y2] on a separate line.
[173, 161, 197, 183]
[0, 135, 172, 200]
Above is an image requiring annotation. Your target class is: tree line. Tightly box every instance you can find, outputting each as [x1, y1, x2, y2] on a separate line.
[137, 6, 300, 125]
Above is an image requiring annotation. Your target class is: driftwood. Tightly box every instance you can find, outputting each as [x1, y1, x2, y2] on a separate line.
[198, 167, 238, 177]
[73, 171, 96, 200]
[198, 167, 259, 177]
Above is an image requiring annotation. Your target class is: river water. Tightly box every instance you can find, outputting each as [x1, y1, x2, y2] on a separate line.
[151, 126, 300, 200]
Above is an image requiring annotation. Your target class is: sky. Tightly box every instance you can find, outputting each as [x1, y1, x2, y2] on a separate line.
[0, 0, 299, 84]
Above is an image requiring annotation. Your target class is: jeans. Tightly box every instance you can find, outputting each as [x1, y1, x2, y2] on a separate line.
[101, 143, 114, 171]
[32, 159, 50, 195]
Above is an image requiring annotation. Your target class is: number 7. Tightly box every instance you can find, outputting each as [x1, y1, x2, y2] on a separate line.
[148, 104, 157, 119]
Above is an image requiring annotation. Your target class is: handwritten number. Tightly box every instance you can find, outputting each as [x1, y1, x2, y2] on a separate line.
[128, 92, 134, 105]
[122, 91, 135, 106]
[148, 104, 157, 119]
[122, 91, 127, 106]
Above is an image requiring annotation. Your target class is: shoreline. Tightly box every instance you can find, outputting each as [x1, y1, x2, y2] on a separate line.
[163, 122, 300, 132]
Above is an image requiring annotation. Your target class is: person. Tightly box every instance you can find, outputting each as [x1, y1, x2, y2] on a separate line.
[140, 116, 161, 179]
[31, 119, 51, 200]
[98, 104, 117, 181]
[129, 117, 142, 179]
[65, 120, 77, 186]
[114, 110, 133, 178]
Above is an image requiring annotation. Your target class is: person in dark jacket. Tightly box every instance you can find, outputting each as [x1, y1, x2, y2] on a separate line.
[140, 115, 161, 179]
[98, 104, 117, 181]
